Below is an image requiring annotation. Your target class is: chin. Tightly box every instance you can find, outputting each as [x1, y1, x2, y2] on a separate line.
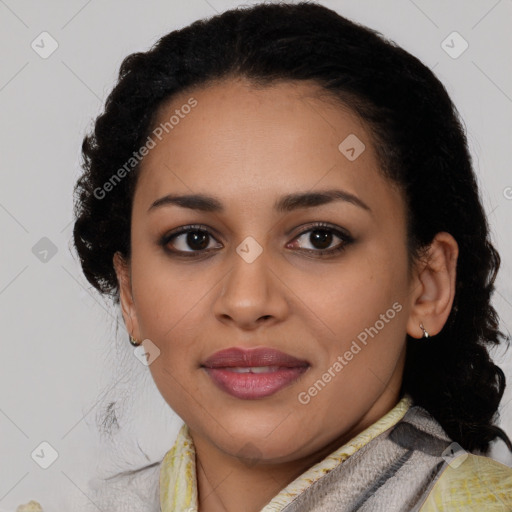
[208, 418, 314, 464]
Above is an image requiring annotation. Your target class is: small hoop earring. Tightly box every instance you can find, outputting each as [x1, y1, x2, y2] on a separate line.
[129, 334, 142, 347]
[419, 323, 430, 339]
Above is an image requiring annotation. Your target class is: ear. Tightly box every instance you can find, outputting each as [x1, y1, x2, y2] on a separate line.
[406, 232, 459, 339]
[113, 251, 141, 340]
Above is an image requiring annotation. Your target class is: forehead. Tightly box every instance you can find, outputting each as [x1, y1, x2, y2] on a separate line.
[134, 78, 403, 220]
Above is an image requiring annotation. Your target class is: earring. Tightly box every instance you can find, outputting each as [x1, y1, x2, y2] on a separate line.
[419, 323, 430, 339]
[129, 334, 142, 347]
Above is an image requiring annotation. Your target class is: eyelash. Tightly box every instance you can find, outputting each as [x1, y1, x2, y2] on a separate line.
[158, 222, 354, 258]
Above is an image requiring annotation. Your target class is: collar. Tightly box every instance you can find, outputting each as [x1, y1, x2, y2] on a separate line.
[160, 395, 413, 512]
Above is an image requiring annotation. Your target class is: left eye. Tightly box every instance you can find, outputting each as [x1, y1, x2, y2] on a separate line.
[287, 225, 352, 255]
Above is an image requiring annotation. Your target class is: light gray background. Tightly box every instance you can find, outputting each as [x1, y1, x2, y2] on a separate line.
[1, 1, 511, 510]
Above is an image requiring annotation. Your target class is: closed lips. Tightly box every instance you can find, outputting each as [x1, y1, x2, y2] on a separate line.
[201, 347, 310, 399]
[201, 347, 310, 369]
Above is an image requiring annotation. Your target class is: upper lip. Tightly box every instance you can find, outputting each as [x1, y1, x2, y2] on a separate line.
[202, 347, 310, 368]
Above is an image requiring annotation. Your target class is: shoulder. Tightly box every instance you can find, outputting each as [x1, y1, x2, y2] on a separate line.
[419, 453, 512, 511]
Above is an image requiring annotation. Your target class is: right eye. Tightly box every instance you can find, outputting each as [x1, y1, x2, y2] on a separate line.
[159, 224, 223, 257]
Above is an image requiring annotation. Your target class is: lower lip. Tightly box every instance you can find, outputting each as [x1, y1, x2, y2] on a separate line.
[203, 367, 309, 399]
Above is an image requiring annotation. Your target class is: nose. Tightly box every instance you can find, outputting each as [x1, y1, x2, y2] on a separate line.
[212, 243, 289, 330]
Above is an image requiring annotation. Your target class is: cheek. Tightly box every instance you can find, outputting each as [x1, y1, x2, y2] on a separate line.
[296, 247, 409, 341]
[129, 246, 210, 353]
[129, 256, 210, 412]
[293, 255, 409, 431]
[294, 243, 411, 406]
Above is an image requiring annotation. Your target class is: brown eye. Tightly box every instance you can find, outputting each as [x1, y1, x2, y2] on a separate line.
[183, 230, 210, 251]
[308, 229, 335, 250]
[288, 223, 353, 256]
[160, 225, 222, 255]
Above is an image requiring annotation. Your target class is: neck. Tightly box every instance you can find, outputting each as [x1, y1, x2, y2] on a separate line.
[190, 405, 393, 512]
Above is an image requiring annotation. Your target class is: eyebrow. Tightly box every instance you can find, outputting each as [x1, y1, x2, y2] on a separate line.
[148, 189, 371, 213]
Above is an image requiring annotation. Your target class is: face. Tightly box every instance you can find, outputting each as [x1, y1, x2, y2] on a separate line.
[116, 77, 420, 465]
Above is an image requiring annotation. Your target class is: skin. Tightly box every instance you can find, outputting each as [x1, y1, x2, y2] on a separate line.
[114, 77, 458, 512]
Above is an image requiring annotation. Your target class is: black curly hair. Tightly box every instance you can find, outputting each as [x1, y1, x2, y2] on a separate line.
[73, 1, 511, 455]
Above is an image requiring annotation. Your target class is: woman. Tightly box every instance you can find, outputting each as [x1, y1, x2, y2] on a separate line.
[72, 2, 512, 510]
